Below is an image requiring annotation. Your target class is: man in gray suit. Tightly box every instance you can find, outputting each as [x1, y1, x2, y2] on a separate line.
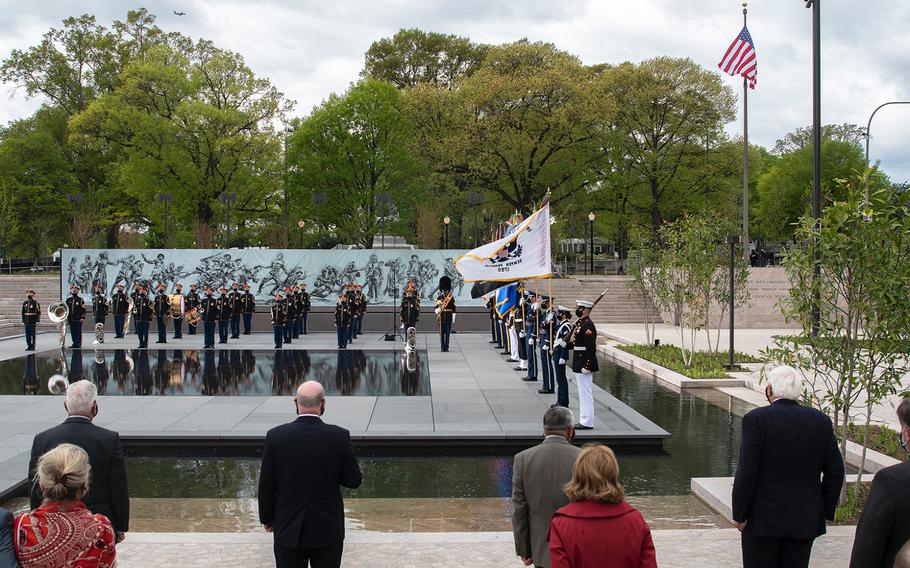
[511, 407, 579, 568]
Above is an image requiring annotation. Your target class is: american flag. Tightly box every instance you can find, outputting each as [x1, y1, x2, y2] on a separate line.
[718, 26, 757, 89]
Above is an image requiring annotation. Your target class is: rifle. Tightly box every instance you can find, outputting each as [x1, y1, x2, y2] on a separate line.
[567, 287, 610, 344]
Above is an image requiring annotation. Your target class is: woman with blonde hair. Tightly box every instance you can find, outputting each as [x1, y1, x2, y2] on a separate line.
[549, 444, 656, 568]
[14, 444, 117, 567]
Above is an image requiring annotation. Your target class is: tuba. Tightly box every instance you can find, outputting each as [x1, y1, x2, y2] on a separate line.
[93, 322, 105, 345]
[48, 302, 69, 348]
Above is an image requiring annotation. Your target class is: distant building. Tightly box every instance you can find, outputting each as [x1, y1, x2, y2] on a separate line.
[557, 237, 612, 256]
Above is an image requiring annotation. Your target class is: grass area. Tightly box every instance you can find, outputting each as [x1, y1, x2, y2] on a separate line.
[615, 343, 760, 380]
[833, 481, 871, 525]
[845, 423, 907, 461]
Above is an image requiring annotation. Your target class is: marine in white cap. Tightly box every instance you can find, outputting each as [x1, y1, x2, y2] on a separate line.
[571, 299, 599, 429]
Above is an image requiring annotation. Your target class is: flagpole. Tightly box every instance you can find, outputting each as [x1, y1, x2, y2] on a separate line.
[742, 1, 750, 264]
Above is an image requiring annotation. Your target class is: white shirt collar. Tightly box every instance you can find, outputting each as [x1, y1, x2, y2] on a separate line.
[297, 413, 321, 418]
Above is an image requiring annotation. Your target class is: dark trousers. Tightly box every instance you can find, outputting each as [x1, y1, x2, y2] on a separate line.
[231, 314, 241, 338]
[113, 314, 125, 338]
[741, 533, 814, 568]
[336, 326, 348, 349]
[188, 321, 197, 335]
[24, 323, 36, 350]
[346, 322, 353, 343]
[526, 339, 537, 378]
[173, 317, 183, 338]
[302, 312, 308, 333]
[490, 318, 496, 342]
[274, 541, 343, 568]
[273, 325, 284, 348]
[292, 316, 300, 338]
[541, 347, 554, 391]
[553, 358, 569, 407]
[136, 321, 149, 348]
[355, 315, 363, 337]
[440, 322, 452, 351]
[243, 313, 252, 335]
[218, 320, 229, 343]
[494, 319, 502, 347]
[203, 321, 216, 347]
[68, 321, 83, 347]
[284, 318, 294, 342]
[155, 317, 167, 343]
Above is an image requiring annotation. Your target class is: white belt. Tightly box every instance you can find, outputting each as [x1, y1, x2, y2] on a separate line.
[573, 347, 586, 351]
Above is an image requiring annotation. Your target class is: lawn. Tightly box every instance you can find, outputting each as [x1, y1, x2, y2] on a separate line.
[615, 343, 760, 380]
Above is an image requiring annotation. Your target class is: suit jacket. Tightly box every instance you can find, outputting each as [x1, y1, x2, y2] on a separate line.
[258, 415, 362, 549]
[29, 417, 130, 532]
[0, 508, 20, 568]
[511, 436, 581, 568]
[850, 460, 910, 568]
[732, 399, 844, 539]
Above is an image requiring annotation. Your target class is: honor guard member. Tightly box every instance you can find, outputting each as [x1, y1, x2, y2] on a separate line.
[111, 284, 128, 339]
[571, 300, 599, 429]
[22, 289, 40, 351]
[434, 276, 456, 352]
[171, 283, 185, 339]
[537, 299, 556, 395]
[230, 282, 243, 339]
[217, 287, 231, 344]
[153, 284, 169, 344]
[288, 285, 300, 338]
[293, 285, 305, 338]
[185, 283, 200, 335]
[334, 293, 351, 349]
[522, 291, 539, 381]
[486, 296, 497, 344]
[506, 309, 520, 362]
[515, 288, 528, 372]
[283, 287, 296, 344]
[300, 284, 311, 334]
[92, 285, 109, 340]
[400, 282, 420, 330]
[65, 285, 86, 348]
[271, 291, 287, 349]
[129, 281, 142, 334]
[551, 305, 574, 408]
[241, 283, 255, 335]
[201, 287, 218, 349]
[133, 285, 154, 349]
[355, 285, 367, 338]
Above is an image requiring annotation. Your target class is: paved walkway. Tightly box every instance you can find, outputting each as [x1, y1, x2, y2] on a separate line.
[115, 528, 858, 567]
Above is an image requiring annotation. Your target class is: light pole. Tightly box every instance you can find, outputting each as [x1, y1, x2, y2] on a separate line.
[297, 219, 305, 248]
[283, 126, 294, 247]
[805, 0, 821, 335]
[588, 212, 595, 275]
[864, 101, 910, 201]
[467, 192, 484, 247]
[311, 192, 328, 248]
[723, 234, 741, 370]
[156, 191, 173, 248]
[443, 216, 450, 249]
[376, 192, 392, 249]
[220, 192, 237, 249]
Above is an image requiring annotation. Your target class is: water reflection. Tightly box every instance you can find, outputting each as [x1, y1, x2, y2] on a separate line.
[0, 349, 429, 397]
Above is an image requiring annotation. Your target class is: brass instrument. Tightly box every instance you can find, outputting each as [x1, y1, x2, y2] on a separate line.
[48, 349, 69, 394]
[435, 292, 453, 321]
[93, 322, 104, 345]
[94, 348, 106, 365]
[123, 297, 134, 336]
[185, 307, 202, 327]
[48, 302, 69, 348]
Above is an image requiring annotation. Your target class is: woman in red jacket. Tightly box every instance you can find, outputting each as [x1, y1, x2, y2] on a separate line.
[549, 444, 657, 568]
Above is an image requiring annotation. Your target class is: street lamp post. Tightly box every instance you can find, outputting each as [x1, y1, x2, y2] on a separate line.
[724, 234, 741, 370]
[588, 212, 595, 275]
[156, 191, 173, 248]
[376, 193, 392, 249]
[297, 219, 305, 248]
[467, 193, 484, 248]
[220, 192, 237, 249]
[443, 216, 450, 249]
[283, 126, 294, 247]
[804, 0, 822, 335]
[864, 101, 910, 200]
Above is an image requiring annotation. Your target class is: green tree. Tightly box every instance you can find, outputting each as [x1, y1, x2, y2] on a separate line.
[288, 79, 425, 248]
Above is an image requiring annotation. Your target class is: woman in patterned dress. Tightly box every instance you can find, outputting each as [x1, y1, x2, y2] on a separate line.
[14, 444, 117, 567]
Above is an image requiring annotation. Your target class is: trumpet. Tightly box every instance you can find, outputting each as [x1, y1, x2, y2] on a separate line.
[48, 302, 69, 348]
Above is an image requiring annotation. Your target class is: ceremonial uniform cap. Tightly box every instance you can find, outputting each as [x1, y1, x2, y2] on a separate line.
[243, 283, 251, 289]
[115, 284, 124, 289]
[26, 288, 36, 295]
[576, 300, 594, 308]
[557, 305, 571, 313]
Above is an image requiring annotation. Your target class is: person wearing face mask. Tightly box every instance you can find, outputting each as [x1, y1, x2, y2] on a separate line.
[64, 286, 87, 349]
[22, 289, 40, 351]
[271, 291, 287, 349]
[570, 300, 598, 430]
[185, 283, 200, 335]
[217, 287, 231, 344]
[537, 300, 556, 396]
[111, 284, 128, 339]
[522, 291, 539, 382]
[132, 286, 154, 349]
[153, 284, 169, 344]
[230, 282, 243, 339]
[200, 287, 218, 349]
[551, 306, 574, 408]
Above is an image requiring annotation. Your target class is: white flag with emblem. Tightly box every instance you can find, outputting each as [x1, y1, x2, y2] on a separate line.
[455, 203, 552, 282]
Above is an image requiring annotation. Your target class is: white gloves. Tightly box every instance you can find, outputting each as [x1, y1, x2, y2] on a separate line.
[434, 308, 440, 315]
[452, 313, 456, 323]
[559, 340, 566, 348]
[528, 338, 535, 346]
[519, 331, 525, 338]
[558, 358, 566, 365]
[400, 323, 404, 329]
[541, 345, 548, 352]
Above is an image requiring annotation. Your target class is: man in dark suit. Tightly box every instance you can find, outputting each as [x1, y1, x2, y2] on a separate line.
[512, 407, 579, 568]
[849, 397, 910, 568]
[732, 365, 844, 568]
[258, 381, 362, 568]
[28, 379, 130, 541]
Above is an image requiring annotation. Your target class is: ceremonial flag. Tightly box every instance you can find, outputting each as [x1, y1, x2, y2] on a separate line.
[495, 283, 518, 317]
[455, 203, 552, 283]
[718, 26, 757, 89]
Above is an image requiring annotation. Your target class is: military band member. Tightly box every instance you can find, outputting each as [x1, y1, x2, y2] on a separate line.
[434, 276, 456, 352]
[153, 284, 169, 344]
[334, 293, 351, 349]
[521, 291, 539, 381]
[111, 284, 128, 339]
[230, 282, 243, 339]
[300, 284, 311, 334]
[289, 285, 300, 339]
[552, 305, 574, 408]
[241, 283, 255, 335]
[283, 287, 296, 344]
[537, 299, 556, 395]
[133, 285, 154, 349]
[217, 287, 231, 344]
[353, 285, 367, 338]
[185, 283, 200, 335]
[92, 284, 108, 330]
[22, 289, 40, 351]
[65, 285, 86, 348]
[129, 281, 142, 334]
[172, 283, 185, 339]
[271, 291, 287, 349]
[201, 287, 218, 349]
[506, 309, 519, 362]
[400, 282, 420, 330]
[571, 300, 599, 429]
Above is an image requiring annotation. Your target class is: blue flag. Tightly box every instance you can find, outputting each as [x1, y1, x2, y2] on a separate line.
[495, 283, 518, 317]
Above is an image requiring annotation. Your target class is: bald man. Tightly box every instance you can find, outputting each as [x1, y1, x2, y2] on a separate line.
[258, 381, 362, 568]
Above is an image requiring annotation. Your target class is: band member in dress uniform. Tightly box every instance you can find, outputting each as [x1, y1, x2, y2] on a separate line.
[230, 282, 243, 339]
[515, 287, 528, 373]
[521, 291, 538, 382]
[571, 300, 599, 430]
[271, 291, 287, 349]
[217, 287, 231, 344]
[133, 285, 154, 349]
[283, 287, 296, 344]
[92, 285, 108, 341]
[129, 281, 142, 334]
[65, 285, 86, 348]
[241, 283, 255, 335]
[201, 287, 218, 349]
[551, 305, 574, 408]
[22, 289, 40, 351]
[153, 284, 169, 344]
[300, 284, 311, 334]
[334, 293, 351, 349]
[537, 299, 556, 395]
[434, 276, 456, 352]
[111, 284, 128, 339]
[400, 281, 420, 330]
[289, 285, 300, 339]
[185, 283, 200, 335]
[354, 285, 367, 338]
[172, 283, 185, 339]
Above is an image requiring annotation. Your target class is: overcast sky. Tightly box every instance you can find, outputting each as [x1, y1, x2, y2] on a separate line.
[0, 0, 907, 181]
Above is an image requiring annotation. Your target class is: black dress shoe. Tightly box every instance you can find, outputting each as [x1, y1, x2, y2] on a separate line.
[522, 377, 538, 382]
[513, 366, 524, 371]
[574, 423, 593, 430]
[538, 389, 555, 394]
